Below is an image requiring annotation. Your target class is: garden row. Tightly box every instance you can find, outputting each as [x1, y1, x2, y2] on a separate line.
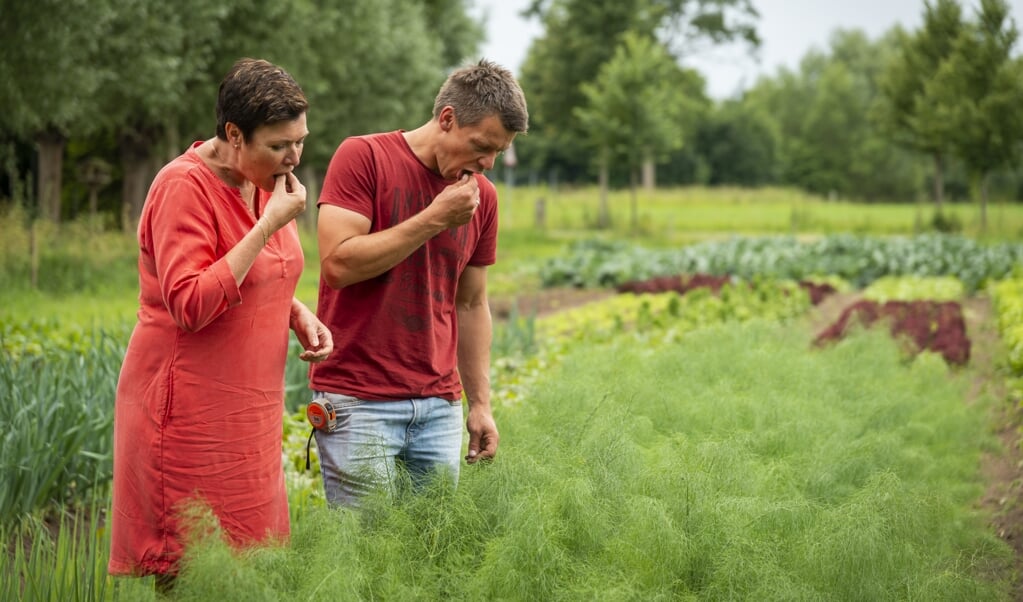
[994, 278, 1023, 403]
[537, 233, 1023, 369]
[612, 272, 971, 366]
[263, 245, 1017, 599]
[541, 234, 1023, 292]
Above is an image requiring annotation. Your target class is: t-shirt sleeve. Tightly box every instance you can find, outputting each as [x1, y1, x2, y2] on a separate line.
[142, 173, 241, 332]
[319, 137, 377, 220]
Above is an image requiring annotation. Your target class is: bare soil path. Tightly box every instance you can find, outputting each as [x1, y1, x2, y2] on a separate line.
[963, 296, 1023, 600]
[489, 287, 614, 320]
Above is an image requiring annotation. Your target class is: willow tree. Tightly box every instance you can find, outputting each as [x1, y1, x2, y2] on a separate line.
[298, 0, 453, 226]
[0, 0, 113, 222]
[91, 0, 227, 231]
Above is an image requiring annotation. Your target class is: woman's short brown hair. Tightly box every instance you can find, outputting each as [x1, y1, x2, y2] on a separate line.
[433, 59, 528, 134]
[216, 58, 308, 141]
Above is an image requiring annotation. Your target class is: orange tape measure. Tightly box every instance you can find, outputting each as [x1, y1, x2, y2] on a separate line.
[305, 398, 337, 472]
[307, 398, 337, 432]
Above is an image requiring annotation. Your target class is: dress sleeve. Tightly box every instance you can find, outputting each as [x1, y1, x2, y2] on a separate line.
[143, 173, 242, 332]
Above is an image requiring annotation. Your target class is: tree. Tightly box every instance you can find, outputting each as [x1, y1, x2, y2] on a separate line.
[295, 0, 451, 225]
[517, 0, 758, 184]
[743, 67, 812, 190]
[0, 0, 113, 222]
[90, 0, 227, 231]
[575, 32, 687, 229]
[650, 69, 713, 187]
[222, 0, 481, 229]
[421, 0, 485, 68]
[295, 0, 448, 165]
[875, 0, 965, 211]
[794, 36, 882, 198]
[695, 100, 777, 186]
[932, 0, 1023, 231]
[100, 0, 466, 230]
[744, 29, 921, 201]
[0, 0, 480, 232]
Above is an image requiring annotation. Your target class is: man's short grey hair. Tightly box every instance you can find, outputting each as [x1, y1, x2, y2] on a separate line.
[433, 59, 528, 134]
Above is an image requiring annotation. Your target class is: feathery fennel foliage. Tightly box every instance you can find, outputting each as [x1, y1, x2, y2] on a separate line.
[169, 321, 1010, 601]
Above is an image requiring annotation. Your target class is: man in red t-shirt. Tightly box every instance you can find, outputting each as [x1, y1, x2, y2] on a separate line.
[310, 60, 528, 506]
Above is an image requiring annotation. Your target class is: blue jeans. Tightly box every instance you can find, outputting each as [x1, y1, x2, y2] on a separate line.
[311, 392, 464, 507]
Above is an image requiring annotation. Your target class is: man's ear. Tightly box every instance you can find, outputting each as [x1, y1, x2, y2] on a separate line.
[439, 107, 456, 132]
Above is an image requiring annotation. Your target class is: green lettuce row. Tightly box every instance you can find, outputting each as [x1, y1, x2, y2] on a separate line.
[541, 234, 1023, 292]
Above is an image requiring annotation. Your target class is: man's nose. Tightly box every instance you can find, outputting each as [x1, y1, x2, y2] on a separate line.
[479, 152, 497, 171]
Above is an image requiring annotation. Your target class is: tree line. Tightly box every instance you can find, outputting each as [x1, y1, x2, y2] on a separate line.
[1, 0, 1020, 232]
[0, 0, 482, 230]
[514, 0, 1023, 230]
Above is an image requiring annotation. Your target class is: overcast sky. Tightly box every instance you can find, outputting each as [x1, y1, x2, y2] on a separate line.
[473, 0, 1023, 99]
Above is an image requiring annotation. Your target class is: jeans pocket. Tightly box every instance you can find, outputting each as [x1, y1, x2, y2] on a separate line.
[314, 391, 363, 409]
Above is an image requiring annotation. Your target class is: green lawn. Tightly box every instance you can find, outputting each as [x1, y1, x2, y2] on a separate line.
[3, 185, 1020, 321]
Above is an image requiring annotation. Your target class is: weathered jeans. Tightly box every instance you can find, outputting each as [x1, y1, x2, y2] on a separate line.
[311, 393, 463, 507]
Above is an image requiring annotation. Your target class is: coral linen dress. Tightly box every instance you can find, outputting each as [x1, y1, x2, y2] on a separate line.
[109, 142, 301, 576]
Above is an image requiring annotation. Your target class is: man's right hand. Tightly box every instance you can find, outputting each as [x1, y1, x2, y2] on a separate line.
[430, 173, 480, 228]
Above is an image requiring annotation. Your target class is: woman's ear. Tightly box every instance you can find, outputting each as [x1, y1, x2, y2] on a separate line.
[225, 123, 242, 148]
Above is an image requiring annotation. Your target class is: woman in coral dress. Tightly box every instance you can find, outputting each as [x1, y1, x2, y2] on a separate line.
[108, 58, 332, 591]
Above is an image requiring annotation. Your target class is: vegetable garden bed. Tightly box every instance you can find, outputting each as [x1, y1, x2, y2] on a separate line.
[5, 232, 1023, 600]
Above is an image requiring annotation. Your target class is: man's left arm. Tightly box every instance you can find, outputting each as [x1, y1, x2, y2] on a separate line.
[456, 265, 499, 463]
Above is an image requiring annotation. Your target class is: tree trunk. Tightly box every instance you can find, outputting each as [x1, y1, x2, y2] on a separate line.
[932, 152, 945, 213]
[300, 165, 318, 232]
[166, 126, 181, 163]
[630, 168, 639, 233]
[597, 154, 610, 229]
[534, 197, 546, 229]
[88, 188, 100, 221]
[119, 127, 157, 233]
[503, 165, 515, 229]
[979, 171, 989, 233]
[641, 156, 655, 190]
[35, 129, 66, 222]
[29, 219, 38, 289]
[547, 167, 559, 193]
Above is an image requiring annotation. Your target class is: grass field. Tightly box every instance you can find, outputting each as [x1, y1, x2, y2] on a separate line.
[494, 184, 1023, 240]
[2, 185, 1019, 319]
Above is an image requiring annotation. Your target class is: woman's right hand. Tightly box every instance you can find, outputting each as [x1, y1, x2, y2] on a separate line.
[264, 172, 307, 232]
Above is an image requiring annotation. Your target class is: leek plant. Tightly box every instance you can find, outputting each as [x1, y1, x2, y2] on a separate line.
[0, 505, 155, 601]
[0, 324, 126, 526]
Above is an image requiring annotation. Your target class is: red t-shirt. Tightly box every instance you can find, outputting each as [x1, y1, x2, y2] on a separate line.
[310, 131, 498, 400]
